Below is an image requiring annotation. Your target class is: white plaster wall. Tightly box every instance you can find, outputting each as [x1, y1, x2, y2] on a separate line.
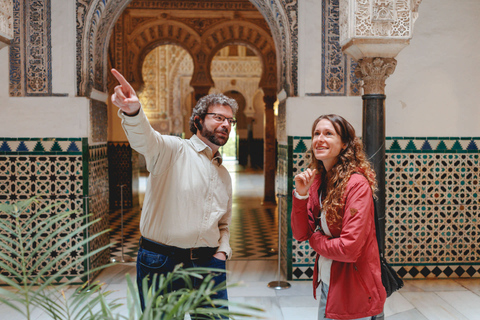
[286, 96, 362, 137]
[0, 0, 89, 138]
[294, 0, 480, 138]
[387, 0, 480, 137]
[297, 0, 323, 96]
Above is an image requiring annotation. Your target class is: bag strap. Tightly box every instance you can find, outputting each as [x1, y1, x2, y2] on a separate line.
[372, 197, 384, 259]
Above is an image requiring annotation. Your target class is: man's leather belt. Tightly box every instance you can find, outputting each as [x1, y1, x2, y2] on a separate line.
[139, 237, 218, 261]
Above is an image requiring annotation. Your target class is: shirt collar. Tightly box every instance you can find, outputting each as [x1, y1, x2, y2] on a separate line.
[190, 134, 223, 166]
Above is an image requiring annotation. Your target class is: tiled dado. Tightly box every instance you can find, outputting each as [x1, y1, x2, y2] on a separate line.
[287, 136, 480, 280]
[0, 138, 110, 283]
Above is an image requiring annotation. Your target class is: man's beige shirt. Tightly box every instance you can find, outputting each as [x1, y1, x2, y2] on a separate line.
[119, 109, 232, 258]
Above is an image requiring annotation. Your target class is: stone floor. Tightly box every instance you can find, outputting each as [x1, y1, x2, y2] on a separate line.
[3, 261, 480, 319]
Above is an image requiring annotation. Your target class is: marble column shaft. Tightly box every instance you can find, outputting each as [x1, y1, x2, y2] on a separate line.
[356, 57, 397, 256]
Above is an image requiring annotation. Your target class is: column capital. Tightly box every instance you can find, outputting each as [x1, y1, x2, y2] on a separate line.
[355, 57, 397, 95]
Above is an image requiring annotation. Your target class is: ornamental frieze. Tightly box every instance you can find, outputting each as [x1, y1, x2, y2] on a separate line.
[128, 1, 258, 11]
[10, 0, 52, 96]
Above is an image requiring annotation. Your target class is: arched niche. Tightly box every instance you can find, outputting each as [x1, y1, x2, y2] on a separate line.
[138, 44, 194, 136]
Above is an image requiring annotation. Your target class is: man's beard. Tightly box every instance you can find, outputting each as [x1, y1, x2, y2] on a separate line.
[200, 126, 229, 146]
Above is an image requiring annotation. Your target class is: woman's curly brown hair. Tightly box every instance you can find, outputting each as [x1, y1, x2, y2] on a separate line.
[308, 114, 377, 227]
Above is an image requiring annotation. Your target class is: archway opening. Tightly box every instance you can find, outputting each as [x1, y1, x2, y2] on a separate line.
[138, 44, 194, 137]
[211, 45, 263, 168]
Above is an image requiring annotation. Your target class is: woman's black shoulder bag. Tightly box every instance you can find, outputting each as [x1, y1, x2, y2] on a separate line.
[373, 199, 404, 297]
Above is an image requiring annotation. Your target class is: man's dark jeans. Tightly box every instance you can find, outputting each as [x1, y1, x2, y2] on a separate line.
[136, 245, 228, 318]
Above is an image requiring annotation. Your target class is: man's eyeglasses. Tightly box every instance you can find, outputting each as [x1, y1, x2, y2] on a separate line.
[206, 113, 237, 126]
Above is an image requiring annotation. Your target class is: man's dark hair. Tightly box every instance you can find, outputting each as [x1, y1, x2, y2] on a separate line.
[189, 93, 239, 134]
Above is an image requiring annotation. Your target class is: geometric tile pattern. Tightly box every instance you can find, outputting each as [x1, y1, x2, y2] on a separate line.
[395, 264, 480, 279]
[0, 138, 85, 279]
[0, 138, 111, 281]
[87, 144, 110, 275]
[288, 136, 480, 280]
[0, 138, 82, 155]
[386, 137, 480, 153]
[230, 206, 278, 260]
[109, 207, 141, 261]
[385, 153, 480, 265]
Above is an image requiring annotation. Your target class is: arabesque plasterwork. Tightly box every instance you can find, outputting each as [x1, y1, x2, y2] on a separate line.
[138, 44, 263, 135]
[75, 0, 296, 99]
[10, 0, 52, 96]
[341, 0, 421, 40]
[340, 0, 422, 60]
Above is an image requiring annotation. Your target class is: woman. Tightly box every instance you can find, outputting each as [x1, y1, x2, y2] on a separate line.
[291, 114, 386, 320]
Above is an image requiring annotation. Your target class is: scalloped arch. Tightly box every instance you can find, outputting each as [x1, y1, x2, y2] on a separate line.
[76, 0, 295, 96]
[201, 20, 277, 90]
[127, 20, 202, 88]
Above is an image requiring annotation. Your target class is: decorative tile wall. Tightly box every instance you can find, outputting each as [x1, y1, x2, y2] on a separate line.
[86, 143, 110, 275]
[285, 136, 480, 280]
[385, 137, 480, 279]
[0, 138, 110, 282]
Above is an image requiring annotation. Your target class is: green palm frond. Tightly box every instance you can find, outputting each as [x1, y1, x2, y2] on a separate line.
[0, 197, 266, 320]
[0, 197, 114, 320]
[125, 265, 265, 320]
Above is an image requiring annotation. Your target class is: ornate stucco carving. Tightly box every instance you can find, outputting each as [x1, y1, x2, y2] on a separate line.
[10, 0, 52, 96]
[0, 0, 13, 48]
[354, 57, 397, 94]
[340, 0, 422, 60]
[77, 0, 297, 98]
[250, 0, 298, 95]
[138, 44, 262, 135]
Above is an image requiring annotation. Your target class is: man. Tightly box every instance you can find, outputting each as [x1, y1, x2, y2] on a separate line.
[110, 69, 237, 314]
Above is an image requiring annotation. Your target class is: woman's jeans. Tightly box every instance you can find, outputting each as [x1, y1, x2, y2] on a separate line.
[136, 245, 228, 318]
[318, 282, 377, 320]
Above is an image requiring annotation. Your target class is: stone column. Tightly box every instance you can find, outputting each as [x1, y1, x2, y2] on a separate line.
[340, 2, 421, 318]
[355, 57, 396, 255]
[193, 85, 211, 104]
[263, 93, 277, 205]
